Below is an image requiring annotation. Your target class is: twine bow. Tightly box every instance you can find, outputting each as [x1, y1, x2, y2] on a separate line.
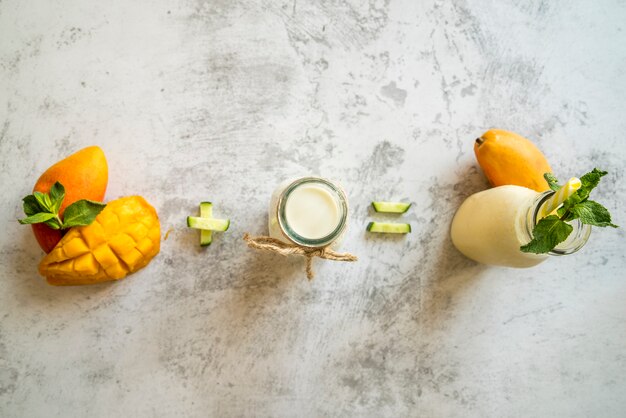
[243, 233, 358, 280]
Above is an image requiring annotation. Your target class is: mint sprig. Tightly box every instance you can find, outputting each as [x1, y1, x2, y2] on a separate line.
[520, 169, 618, 254]
[18, 182, 106, 230]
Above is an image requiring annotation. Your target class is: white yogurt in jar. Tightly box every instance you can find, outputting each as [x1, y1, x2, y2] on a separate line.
[284, 184, 341, 240]
[268, 177, 348, 247]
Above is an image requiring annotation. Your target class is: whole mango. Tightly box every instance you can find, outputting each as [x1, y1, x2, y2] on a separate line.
[474, 129, 552, 192]
[39, 196, 160, 286]
[32, 146, 108, 253]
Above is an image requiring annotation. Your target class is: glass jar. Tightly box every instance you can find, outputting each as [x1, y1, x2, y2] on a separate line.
[268, 177, 349, 248]
[451, 185, 591, 267]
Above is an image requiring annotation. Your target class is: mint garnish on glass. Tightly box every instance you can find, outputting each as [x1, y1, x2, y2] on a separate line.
[18, 181, 106, 229]
[520, 168, 618, 254]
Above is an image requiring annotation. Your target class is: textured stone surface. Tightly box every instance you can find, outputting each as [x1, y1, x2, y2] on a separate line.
[1, 0, 625, 416]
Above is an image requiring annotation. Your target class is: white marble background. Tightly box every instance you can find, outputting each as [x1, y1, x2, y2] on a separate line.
[1, 0, 625, 417]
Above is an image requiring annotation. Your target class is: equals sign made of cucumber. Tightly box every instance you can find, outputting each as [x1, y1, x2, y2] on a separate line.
[367, 201, 411, 234]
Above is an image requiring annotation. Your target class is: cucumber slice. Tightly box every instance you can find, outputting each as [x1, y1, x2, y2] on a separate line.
[367, 222, 411, 234]
[371, 201, 412, 213]
[199, 202, 212, 246]
[187, 216, 230, 232]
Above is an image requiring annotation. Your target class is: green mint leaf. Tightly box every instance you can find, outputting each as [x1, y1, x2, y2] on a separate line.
[18, 212, 57, 225]
[544, 173, 561, 192]
[570, 200, 619, 228]
[559, 192, 583, 220]
[23, 195, 42, 216]
[62, 199, 106, 228]
[44, 217, 63, 230]
[578, 168, 607, 200]
[520, 215, 573, 254]
[49, 182, 65, 213]
[556, 206, 566, 218]
[33, 191, 53, 212]
[18, 182, 103, 231]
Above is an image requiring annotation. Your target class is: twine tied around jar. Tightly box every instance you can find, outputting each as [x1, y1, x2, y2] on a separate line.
[243, 233, 358, 280]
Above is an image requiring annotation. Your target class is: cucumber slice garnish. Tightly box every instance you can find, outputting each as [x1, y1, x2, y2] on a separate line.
[199, 202, 212, 246]
[187, 216, 230, 232]
[371, 201, 411, 213]
[366, 222, 411, 234]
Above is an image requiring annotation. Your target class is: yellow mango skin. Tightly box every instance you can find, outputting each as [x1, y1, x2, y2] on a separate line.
[39, 196, 160, 286]
[474, 129, 552, 192]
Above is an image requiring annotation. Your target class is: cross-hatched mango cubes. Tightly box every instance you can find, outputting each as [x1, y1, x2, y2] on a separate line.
[39, 196, 160, 285]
